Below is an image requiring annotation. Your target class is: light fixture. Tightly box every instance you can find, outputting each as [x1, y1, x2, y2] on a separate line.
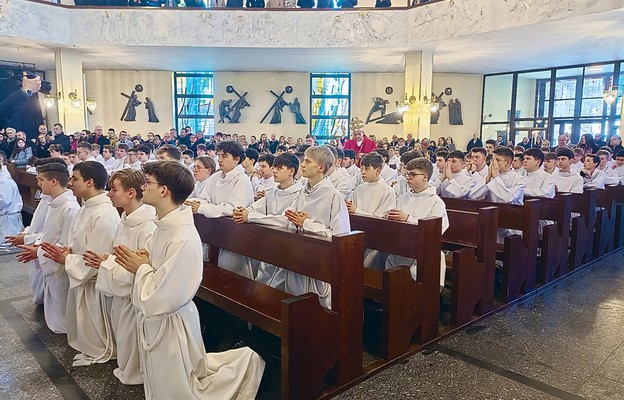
[85, 94, 97, 112]
[42, 91, 61, 109]
[68, 90, 82, 109]
[603, 86, 618, 104]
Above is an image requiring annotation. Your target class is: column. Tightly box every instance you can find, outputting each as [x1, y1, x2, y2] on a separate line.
[403, 51, 433, 139]
[54, 48, 86, 134]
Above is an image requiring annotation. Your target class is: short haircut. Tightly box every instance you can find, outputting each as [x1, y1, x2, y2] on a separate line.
[573, 148, 585, 156]
[400, 150, 423, 165]
[206, 143, 216, 151]
[138, 145, 151, 154]
[436, 150, 449, 160]
[258, 153, 275, 166]
[305, 146, 334, 175]
[195, 155, 216, 173]
[343, 149, 356, 160]
[544, 152, 557, 162]
[54, 123, 63, 129]
[217, 140, 245, 165]
[336, 148, 344, 159]
[273, 153, 299, 172]
[91, 144, 100, 152]
[470, 147, 487, 157]
[73, 161, 108, 190]
[524, 148, 545, 166]
[374, 148, 389, 163]
[513, 145, 525, 153]
[298, 144, 312, 153]
[142, 161, 194, 205]
[276, 145, 288, 152]
[34, 157, 66, 167]
[447, 150, 465, 161]
[77, 142, 91, 151]
[109, 168, 145, 199]
[405, 157, 433, 181]
[48, 144, 63, 153]
[182, 149, 195, 158]
[196, 144, 207, 151]
[156, 144, 182, 161]
[493, 146, 515, 162]
[117, 143, 129, 152]
[596, 149, 610, 158]
[556, 147, 574, 159]
[514, 153, 524, 161]
[103, 145, 114, 153]
[616, 150, 624, 158]
[245, 148, 259, 163]
[485, 139, 497, 146]
[585, 154, 600, 165]
[108, 128, 115, 133]
[360, 152, 384, 169]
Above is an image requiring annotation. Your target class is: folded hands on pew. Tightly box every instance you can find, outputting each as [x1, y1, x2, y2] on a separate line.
[41, 242, 71, 264]
[183, 200, 201, 213]
[232, 206, 249, 223]
[284, 209, 309, 227]
[113, 245, 149, 274]
[5, 233, 26, 246]
[16, 244, 39, 263]
[345, 200, 357, 214]
[385, 209, 408, 222]
[83, 250, 108, 269]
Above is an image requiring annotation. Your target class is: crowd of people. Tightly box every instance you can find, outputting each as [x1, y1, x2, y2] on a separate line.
[2, 115, 624, 399]
[73, 0, 430, 8]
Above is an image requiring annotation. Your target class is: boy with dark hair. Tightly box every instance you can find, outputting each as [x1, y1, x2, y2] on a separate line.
[115, 161, 264, 398]
[374, 147, 399, 186]
[523, 148, 554, 198]
[284, 146, 350, 308]
[181, 149, 195, 171]
[582, 154, 606, 189]
[185, 140, 254, 278]
[256, 153, 277, 199]
[346, 152, 395, 217]
[485, 139, 497, 154]
[242, 148, 260, 192]
[0, 150, 23, 245]
[512, 152, 526, 175]
[471, 147, 527, 205]
[155, 144, 182, 161]
[394, 149, 424, 196]
[385, 157, 449, 287]
[233, 153, 303, 288]
[41, 161, 120, 366]
[543, 152, 558, 174]
[439, 150, 476, 199]
[614, 149, 624, 184]
[16, 163, 79, 334]
[554, 148, 583, 193]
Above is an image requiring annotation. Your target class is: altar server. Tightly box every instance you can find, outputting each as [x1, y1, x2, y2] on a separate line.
[438, 150, 476, 199]
[554, 148, 583, 194]
[0, 151, 23, 244]
[523, 148, 555, 198]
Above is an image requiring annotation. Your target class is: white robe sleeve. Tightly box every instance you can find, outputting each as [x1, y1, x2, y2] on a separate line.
[444, 177, 475, 198]
[525, 175, 555, 198]
[467, 176, 488, 200]
[132, 239, 202, 317]
[37, 210, 76, 277]
[487, 175, 526, 204]
[197, 180, 254, 218]
[302, 193, 351, 236]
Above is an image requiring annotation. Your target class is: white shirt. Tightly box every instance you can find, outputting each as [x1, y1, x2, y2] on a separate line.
[583, 168, 606, 189]
[247, 181, 302, 227]
[380, 164, 399, 186]
[553, 170, 583, 194]
[197, 165, 254, 218]
[439, 170, 476, 199]
[524, 169, 555, 198]
[471, 170, 527, 205]
[351, 179, 396, 217]
[328, 168, 353, 200]
[598, 165, 620, 186]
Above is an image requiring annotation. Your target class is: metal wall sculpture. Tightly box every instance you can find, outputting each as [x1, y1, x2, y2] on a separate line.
[448, 98, 463, 125]
[365, 96, 403, 124]
[430, 87, 454, 125]
[218, 85, 250, 123]
[120, 84, 160, 123]
[261, 86, 306, 124]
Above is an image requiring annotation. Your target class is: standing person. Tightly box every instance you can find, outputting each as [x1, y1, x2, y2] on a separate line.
[0, 151, 23, 244]
[41, 161, 120, 366]
[16, 163, 80, 333]
[85, 169, 156, 385]
[466, 133, 483, 152]
[114, 161, 264, 400]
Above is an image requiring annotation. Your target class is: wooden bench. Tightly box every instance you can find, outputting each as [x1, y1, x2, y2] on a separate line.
[565, 189, 598, 270]
[594, 187, 618, 258]
[525, 194, 573, 284]
[349, 215, 441, 360]
[443, 206, 498, 327]
[443, 198, 541, 302]
[193, 215, 364, 400]
[611, 185, 624, 249]
[6, 163, 40, 215]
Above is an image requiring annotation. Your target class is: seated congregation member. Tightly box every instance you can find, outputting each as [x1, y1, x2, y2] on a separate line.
[283, 146, 351, 309]
[91, 144, 105, 165]
[182, 150, 195, 172]
[325, 145, 353, 200]
[471, 147, 527, 205]
[242, 148, 260, 195]
[554, 148, 583, 194]
[155, 144, 181, 162]
[343, 149, 359, 178]
[233, 153, 303, 289]
[430, 150, 448, 189]
[596, 149, 620, 186]
[512, 152, 526, 176]
[394, 150, 424, 197]
[614, 150, 624, 184]
[374, 147, 399, 186]
[126, 148, 142, 170]
[114, 161, 264, 400]
[86, 169, 156, 385]
[384, 157, 449, 287]
[543, 152, 558, 174]
[346, 152, 395, 217]
[190, 155, 217, 198]
[523, 148, 555, 198]
[469, 147, 489, 179]
[9, 138, 33, 167]
[571, 148, 585, 172]
[255, 153, 278, 199]
[0, 151, 23, 244]
[41, 161, 120, 366]
[438, 150, 476, 199]
[185, 140, 254, 278]
[102, 145, 121, 173]
[16, 163, 79, 334]
[581, 154, 606, 189]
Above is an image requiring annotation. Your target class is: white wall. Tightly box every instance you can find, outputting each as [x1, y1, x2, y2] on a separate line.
[430, 73, 483, 149]
[84, 70, 174, 136]
[213, 72, 310, 140]
[351, 72, 405, 142]
[515, 76, 537, 119]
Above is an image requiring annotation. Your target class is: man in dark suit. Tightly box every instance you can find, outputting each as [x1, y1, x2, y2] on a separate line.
[89, 125, 110, 152]
[47, 123, 71, 152]
[466, 132, 483, 152]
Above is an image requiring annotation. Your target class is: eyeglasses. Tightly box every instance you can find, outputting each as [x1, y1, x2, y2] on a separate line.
[403, 172, 426, 179]
[193, 165, 209, 171]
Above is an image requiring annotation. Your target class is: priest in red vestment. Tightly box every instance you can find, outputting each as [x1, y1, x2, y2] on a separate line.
[343, 117, 377, 166]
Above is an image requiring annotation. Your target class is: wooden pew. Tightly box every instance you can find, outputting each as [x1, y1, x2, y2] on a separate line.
[593, 187, 617, 258]
[525, 194, 573, 284]
[193, 215, 364, 400]
[608, 185, 624, 250]
[349, 215, 442, 360]
[565, 189, 598, 270]
[443, 206, 498, 327]
[6, 164, 40, 215]
[442, 198, 541, 302]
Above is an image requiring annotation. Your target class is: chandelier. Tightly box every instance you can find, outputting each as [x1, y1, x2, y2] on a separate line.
[603, 86, 618, 104]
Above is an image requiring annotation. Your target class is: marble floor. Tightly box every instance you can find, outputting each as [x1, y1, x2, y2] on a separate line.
[1, 249, 624, 400]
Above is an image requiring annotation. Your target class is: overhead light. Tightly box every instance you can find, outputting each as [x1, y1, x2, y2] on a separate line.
[587, 65, 604, 72]
[603, 86, 618, 104]
[68, 90, 82, 108]
[85, 94, 97, 112]
[43, 95, 55, 109]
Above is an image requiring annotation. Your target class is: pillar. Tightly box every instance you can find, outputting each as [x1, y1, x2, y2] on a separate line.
[403, 51, 433, 139]
[54, 48, 86, 134]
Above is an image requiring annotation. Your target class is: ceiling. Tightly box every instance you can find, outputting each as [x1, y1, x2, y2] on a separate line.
[0, 6, 623, 74]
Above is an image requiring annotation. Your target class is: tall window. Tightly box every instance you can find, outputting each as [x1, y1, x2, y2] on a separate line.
[310, 73, 350, 143]
[173, 72, 214, 136]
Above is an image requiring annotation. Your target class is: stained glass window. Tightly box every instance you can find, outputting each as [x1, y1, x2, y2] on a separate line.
[174, 72, 214, 137]
[310, 73, 350, 142]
